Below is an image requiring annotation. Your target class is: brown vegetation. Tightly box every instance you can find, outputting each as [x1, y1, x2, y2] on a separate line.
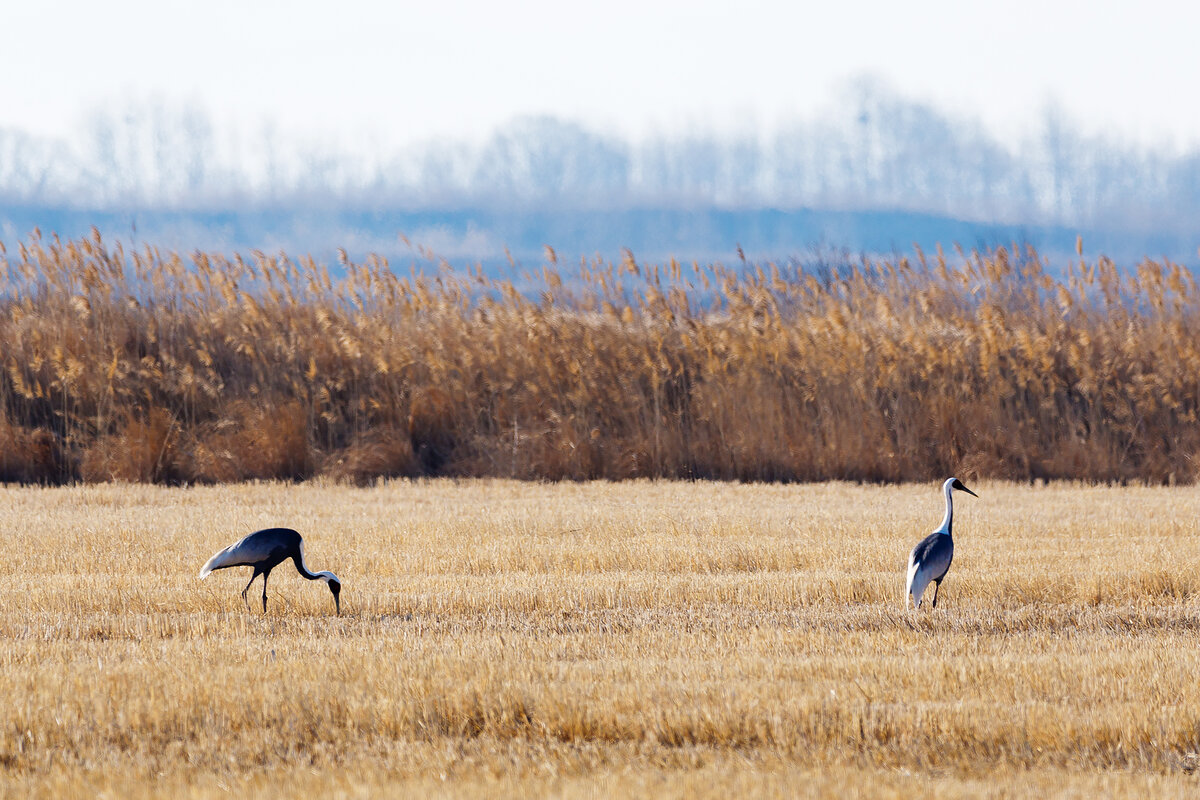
[2, 230, 1199, 484]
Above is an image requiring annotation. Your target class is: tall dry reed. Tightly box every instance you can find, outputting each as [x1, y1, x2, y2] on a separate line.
[1, 230, 1198, 484]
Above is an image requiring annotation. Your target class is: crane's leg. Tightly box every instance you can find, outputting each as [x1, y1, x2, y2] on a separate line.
[241, 571, 259, 611]
[931, 580, 942, 609]
[262, 569, 270, 613]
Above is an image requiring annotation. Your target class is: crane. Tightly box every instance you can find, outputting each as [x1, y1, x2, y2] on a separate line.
[199, 527, 341, 614]
[906, 477, 977, 610]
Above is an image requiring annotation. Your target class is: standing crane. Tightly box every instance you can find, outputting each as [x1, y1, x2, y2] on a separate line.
[906, 477, 977, 610]
[199, 527, 342, 614]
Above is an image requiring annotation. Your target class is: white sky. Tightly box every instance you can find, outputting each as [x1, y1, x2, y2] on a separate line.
[4, 0, 1199, 151]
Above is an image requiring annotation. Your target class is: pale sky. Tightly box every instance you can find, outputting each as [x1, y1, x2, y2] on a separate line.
[4, 0, 1199, 151]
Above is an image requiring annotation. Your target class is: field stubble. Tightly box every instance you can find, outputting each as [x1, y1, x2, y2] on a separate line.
[3, 479, 1200, 798]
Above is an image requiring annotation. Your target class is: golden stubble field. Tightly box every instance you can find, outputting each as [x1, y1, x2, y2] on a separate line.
[3, 479, 1200, 798]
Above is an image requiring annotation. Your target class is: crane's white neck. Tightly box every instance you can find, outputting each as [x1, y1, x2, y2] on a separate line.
[936, 477, 955, 535]
[296, 540, 339, 583]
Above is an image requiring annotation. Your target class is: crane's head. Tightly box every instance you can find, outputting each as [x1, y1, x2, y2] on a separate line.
[317, 571, 342, 614]
[948, 477, 978, 497]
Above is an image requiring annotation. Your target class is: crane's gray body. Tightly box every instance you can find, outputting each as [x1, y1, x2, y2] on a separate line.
[200, 527, 303, 576]
[906, 477, 976, 609]
[906, 531, 953, 606]
[199, 527, 341, 613]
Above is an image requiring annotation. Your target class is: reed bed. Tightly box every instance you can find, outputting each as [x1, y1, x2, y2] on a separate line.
[1, 230, 1199, 485]
[3, 479, 1200, 798]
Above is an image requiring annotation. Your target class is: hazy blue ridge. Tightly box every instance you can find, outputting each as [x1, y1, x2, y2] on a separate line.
[1, 204, 1187, 271]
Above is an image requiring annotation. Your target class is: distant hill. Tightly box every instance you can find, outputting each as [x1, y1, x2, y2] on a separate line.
[1, 204, 1191, 270]
[3, 90, 1199, 269]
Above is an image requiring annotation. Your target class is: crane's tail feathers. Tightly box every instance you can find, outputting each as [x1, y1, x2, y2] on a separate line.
[906, 557, 928, 609]
[198, 537, 249, 579]
[198, 549, 227, 578]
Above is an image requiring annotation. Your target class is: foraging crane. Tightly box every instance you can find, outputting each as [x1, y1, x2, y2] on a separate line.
[198, 527, 342, 614]
[905, 477, 977, 610]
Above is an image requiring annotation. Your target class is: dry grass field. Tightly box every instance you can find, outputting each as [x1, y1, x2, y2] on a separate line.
[4, 479, 1200, 797]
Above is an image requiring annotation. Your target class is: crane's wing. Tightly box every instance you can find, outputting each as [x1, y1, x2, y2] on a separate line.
[906, 533, 953, 607]
[198, 529, 296, 578]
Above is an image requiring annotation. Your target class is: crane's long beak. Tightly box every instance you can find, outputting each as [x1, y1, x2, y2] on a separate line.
[329, 582, 342, 615]
[962, 485, 979, 497]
